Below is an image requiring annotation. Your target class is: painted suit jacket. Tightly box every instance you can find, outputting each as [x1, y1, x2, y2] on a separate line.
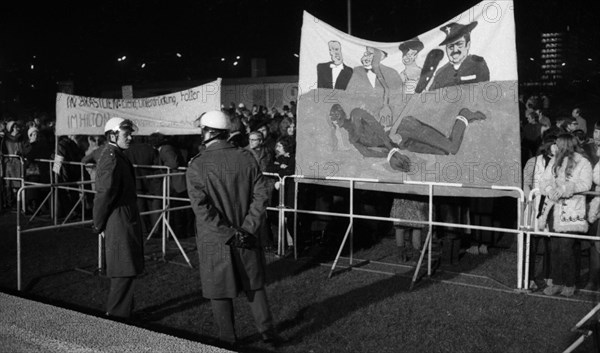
[429, 54, 490, 91]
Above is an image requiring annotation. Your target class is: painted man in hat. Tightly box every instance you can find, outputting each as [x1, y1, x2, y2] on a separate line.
[398, 37, 425, 95]
[346, 46, 403, 97]
[317, 40, 353, 90]
[429, 21, 489, 91]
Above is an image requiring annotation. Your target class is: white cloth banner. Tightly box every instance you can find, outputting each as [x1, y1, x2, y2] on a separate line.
[55, 79, 222, 136]
[296, 0, 521, 196]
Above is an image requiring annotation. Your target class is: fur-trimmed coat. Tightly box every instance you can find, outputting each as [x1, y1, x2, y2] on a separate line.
[539, 152, 592, 233]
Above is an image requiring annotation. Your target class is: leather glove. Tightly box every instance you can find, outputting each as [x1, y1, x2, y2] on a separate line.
[92, 225, 104, 235]
[226, 227, 257, 249]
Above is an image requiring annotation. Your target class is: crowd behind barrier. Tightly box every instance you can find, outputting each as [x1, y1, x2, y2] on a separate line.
[3, 94, 600, 295]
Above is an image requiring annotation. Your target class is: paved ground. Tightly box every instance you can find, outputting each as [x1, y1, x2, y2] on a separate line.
[0, 292, 232, 353]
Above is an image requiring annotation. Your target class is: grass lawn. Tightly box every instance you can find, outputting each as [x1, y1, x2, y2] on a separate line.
[1, 210, 599, 353]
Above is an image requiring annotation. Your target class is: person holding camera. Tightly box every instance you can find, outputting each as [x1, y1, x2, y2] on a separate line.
[186, 110, 282, 348]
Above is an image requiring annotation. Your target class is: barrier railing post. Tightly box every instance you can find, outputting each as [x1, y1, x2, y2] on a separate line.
[410, 184, 434, 290]
[278, 175, 285, 256]
[53, 164, 58, 227]
[349, 179, 354, 265]
[80, 163, 85, 223]
[49, 163, 55, 222]
[162, 172, 167, 259]
[19, 156, 25, 213]
[516, 193, 524, 290]
[293, 177, 299, 260]
[166, 168, 171, 241]
[16, 186, 23, 291]
[98, 232, 104, 275]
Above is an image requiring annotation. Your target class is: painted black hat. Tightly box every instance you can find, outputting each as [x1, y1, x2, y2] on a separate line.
[398, 37, 424, 54]
[439, 21, 478, 46]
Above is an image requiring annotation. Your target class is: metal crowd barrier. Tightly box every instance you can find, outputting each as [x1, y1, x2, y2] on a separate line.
[11, 158, 600, 295]
[522, 188, 600, 291]
[12, 160, 196, 290]
[278, 175, 526, 289]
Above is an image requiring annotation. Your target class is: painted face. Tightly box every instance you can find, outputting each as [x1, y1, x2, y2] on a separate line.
[116, 129, 132, 149]
[248, 134, 262, 149]
[446, 37, 470, 66]
[402, 49, 418, 66]
[328, 41, 343, 65]
[329, 107, 343, 127]
[361, 47, 375, 68]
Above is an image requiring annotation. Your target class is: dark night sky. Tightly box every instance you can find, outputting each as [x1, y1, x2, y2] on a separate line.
[1, 0, 599, 112]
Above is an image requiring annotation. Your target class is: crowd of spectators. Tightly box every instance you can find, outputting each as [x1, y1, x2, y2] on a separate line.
[0, 102, 297, 251]
[519, 90, 600, 296]
[4, 91, 600, 294]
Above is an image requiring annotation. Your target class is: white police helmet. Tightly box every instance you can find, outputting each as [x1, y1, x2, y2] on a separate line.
[198, 110, 231, 131]
[104, 117, 138, 133]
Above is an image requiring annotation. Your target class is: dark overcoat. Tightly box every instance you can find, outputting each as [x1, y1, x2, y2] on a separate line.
[93, 143, 145, 277]
[186, 140, 270, 298]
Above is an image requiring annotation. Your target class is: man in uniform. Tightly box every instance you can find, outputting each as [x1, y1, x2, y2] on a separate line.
[186, 110, 281, 347]
[93, 117, 145, 319]
[429, 21, 490, 91]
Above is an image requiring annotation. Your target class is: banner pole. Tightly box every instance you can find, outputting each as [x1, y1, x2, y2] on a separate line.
[347, 0, 352, 34]
[53, 135, 58, 226]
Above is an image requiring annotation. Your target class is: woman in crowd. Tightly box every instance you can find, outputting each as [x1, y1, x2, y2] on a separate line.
[279, 116, 296, 138]
[539, 133, 592, 297]
[267, 136, 296, 254]
[523, 133, 557, 290]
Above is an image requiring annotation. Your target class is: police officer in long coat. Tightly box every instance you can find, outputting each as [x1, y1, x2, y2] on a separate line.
[93, 117, 144, 319]
[186, 110, 281, 347]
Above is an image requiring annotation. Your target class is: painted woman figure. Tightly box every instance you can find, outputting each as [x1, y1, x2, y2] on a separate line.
[398, 37, 424, 95]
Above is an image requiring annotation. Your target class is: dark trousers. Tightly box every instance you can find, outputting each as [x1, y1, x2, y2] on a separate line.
[107, 276, 135, 318]
[528, 236, 551, 281]
[210, 288, 274, 344]
[170, 190, 192, 238]
[588, 221, 600, 287]
[589, 246, 600, 286]
[550, 237, 577, 287]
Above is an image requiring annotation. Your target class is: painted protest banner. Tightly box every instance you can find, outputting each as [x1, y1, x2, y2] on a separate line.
[297, 1, 520, 196]
[55, 79, 221, 136]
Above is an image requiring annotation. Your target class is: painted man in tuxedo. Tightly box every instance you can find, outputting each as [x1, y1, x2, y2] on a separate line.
[316, 40, 353, 90]
[345, 46, 403, 97]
